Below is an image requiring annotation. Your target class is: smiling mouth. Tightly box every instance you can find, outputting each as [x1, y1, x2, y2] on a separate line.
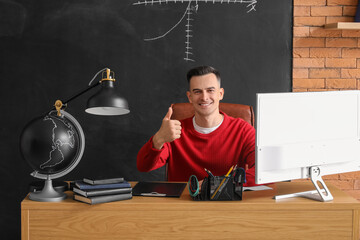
[199, 102, 213, 107]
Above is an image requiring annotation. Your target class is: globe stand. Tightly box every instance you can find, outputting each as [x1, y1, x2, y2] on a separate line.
[29, 180, 68, 193]
[29, 176, 67, 202]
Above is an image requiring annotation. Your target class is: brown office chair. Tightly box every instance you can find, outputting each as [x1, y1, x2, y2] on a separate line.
[166, 102, 254, 180]
[170, 102, 254, 126]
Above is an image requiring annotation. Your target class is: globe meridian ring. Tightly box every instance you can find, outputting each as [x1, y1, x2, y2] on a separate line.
[29, 110, 85, 180]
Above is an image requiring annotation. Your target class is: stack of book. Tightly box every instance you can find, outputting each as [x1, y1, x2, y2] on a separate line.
[73, 177, 132, 204]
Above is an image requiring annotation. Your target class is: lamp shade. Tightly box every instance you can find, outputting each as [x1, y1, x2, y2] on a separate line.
[85, 80, 130, 116]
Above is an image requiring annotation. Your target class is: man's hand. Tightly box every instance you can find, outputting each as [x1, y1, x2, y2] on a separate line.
[152, 107, 182, 150]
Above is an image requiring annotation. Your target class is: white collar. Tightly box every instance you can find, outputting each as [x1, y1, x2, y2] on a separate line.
[192, 116, 224, 134]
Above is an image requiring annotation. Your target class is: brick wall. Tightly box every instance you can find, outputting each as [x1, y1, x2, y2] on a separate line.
[293, 0, 360, 200]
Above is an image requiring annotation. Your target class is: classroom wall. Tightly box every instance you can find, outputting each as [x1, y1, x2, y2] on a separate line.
[293, 0, 360, 200]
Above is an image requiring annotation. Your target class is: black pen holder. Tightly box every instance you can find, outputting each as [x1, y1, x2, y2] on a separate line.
[190, 168, 245, 201]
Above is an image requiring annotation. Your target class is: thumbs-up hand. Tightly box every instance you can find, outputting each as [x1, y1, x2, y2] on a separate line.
[153, 107, 182, 150]
[163, 106, 173, 121]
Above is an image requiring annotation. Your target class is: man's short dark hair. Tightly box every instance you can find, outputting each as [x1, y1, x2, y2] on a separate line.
[186, 66, 221, 86]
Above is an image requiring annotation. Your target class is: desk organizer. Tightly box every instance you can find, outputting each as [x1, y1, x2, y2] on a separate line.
[190, 167, 246, 201]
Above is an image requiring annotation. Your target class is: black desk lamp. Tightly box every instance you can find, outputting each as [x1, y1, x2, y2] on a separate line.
[54, 68, 129, 116]
[20, 68, 129, 202]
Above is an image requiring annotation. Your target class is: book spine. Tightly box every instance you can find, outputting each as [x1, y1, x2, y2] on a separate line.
[86, 188, 132, 197]
[76, 182, 131, 190]
[91, 193, 132, 204]
[83, 178, 124, 185]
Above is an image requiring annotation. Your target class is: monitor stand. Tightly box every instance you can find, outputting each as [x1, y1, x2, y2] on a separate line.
[274, 166, 334, 202]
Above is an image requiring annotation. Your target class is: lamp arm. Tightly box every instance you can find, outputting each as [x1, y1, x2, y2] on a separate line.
[47, 67, 116, 116]
[62, 81, 100, 106]
[50, 81, 100, 116]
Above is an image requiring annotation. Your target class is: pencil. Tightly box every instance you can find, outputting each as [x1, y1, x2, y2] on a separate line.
[210, 165, 234, 200]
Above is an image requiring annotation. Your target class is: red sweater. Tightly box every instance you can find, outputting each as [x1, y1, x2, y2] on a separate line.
[137, 112, 256, 186]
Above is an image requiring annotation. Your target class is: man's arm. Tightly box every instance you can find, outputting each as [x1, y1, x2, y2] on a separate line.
[137, 136, 170, 172]
[137, 106, 182, 172]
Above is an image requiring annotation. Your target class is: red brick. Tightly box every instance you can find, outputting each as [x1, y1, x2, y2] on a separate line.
[292, 179, 309, 182]
[293, 78, 325, 88]
[327, 0, 358, 6]
[294, 17, 326, 26]
[358, 79, 360, 89]
[293, 38, 325, 47]
[292, 89, 308, 92]
[326, 58, 356, 68]
[311, 6, 342, 16]
[326, 16, 354, 24]
[294, 58, 325, 68]
[326, 179, 354, 190]
[310, 48, 341, 57]
[294, 6, 311, 16]
[308, 88, 335, 91]
[354, 180, 360, 189]
[293, 69, 309, 78]
[309, 68, 340, 78]
[323, 174, 340, 180]
[342, 48, 360, 57]
[294, 27, 310, 37]
[342, 30, 360, 37]
[294, 0, 326, 6]
[309, 27, 341, 37]
[342, 69, 360, 78]
[343, 6, 357, 16]
[326, 78, 357, 89]
[326, 38, 357, 47]
[340, 171, 360, 179]
[293, 48, 310, 58]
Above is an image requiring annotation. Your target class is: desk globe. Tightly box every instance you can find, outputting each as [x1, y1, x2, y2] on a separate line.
[20, 110, 85, 201]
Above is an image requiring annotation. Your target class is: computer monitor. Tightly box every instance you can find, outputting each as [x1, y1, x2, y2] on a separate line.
[255, 90, 360, 201]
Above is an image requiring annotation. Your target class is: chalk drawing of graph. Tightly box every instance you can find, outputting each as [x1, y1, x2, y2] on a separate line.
[133, 0, 257, 62]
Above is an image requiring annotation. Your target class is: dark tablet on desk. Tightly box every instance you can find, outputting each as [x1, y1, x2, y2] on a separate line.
[132, 182, 186, 197]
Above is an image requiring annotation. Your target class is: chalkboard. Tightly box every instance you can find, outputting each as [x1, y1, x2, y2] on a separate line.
[0, 0, 292, 238]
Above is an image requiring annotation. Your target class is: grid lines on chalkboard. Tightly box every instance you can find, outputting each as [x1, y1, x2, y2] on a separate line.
[133, 0, 257, 61]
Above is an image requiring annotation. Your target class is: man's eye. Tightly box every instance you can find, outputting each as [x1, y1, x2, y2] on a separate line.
[194, 91, 201, 94]
[208, 89, 215, 93]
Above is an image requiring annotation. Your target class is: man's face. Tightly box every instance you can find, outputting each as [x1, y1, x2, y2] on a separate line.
[186, 73, 224, 117]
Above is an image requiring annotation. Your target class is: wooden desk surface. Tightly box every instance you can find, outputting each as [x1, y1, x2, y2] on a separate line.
[22, 181, 360, 210]
[21, 182, 360, 240]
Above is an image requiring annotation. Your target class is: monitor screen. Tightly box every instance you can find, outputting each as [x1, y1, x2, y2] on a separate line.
[255, 91, 360, 190]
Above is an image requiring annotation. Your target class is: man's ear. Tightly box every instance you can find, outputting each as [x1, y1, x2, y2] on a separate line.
[219, 88, 224, 100]
[186, 91, 192, 103]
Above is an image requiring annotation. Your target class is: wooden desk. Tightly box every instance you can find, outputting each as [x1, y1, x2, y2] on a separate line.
[21, 182, 360, 240]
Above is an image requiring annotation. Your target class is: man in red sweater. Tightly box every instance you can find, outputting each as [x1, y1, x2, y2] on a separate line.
[137, 66, 256, 186]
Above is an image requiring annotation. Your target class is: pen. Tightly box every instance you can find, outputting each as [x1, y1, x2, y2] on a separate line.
[210, 165, 234, 200]
[204, 168, 215, 178]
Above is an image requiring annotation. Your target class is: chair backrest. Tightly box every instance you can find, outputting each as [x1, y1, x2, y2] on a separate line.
[170, 102, 254, 126]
